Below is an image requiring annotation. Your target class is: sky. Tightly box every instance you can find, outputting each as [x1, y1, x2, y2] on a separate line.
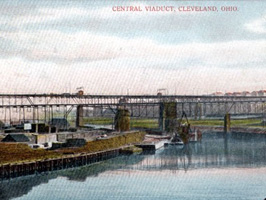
[0, 0, 266, 95]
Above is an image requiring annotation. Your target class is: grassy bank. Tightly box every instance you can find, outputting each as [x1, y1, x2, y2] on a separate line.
[0, 131, 145, 165]
[191, 119, 262, 127]
[84, 117, 265, 128]
[0, 144, 60, 165]
[58, 131, 145, 154]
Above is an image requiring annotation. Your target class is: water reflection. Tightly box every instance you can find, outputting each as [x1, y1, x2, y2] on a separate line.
[1, 132, 266, 200]
[0, 156, 145, 200]
[128, 132, 266, 171]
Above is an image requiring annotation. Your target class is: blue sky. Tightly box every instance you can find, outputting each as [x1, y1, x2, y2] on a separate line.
[0, 0, 266, 94]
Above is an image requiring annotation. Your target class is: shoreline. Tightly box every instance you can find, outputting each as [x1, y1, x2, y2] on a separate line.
[1, 126, 265, 179]
[0, 130, 146, 180]
[0, 148, 123, 180]
[0, 131, 145, 166]
[193, 126, 266, 134]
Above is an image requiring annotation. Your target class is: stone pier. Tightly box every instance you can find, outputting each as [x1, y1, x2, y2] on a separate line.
[159, 102, 177, 132]
[76, 105, 84, 128]
[224, 113, 231, 133]
[115, 108, 130, 132]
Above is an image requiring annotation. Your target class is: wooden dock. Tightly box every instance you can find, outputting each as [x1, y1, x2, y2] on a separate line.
[0, 148, 121, 180]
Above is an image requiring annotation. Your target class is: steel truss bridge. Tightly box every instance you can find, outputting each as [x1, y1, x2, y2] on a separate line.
[0, 94, 266, 124]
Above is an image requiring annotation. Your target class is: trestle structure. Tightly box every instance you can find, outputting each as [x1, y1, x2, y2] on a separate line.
[0, 94, 265, 130]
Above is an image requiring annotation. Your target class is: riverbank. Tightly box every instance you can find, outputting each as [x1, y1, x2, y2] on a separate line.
[84, 117, 266, 129]
[0, 131, 145, 165]
[193, 126, 266, 134]
[0, 148, 122, 180]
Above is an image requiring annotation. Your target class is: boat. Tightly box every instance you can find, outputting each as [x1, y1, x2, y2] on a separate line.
[174, 111, 202, 144]
[164, 140, 184, 146]
[164, 129, 184, 146]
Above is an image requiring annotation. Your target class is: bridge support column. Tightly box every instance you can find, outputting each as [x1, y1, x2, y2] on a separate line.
[76, 105, 84, 128]
[115, 108, 130, 132]
[35, 123, 38, 133]
[159, 103, 165, 131]
[224, 113, 231, 133]
[159, 102, 177, 132]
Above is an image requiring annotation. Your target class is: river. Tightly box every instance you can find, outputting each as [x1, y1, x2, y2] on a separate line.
[1, 132, 266, 200]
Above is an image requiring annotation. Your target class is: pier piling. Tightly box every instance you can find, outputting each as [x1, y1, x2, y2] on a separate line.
[159, 102, 177, 132]
[115, 108, 130, 132]
[76, 105, 84, 127]
[224, 113, 231, 133]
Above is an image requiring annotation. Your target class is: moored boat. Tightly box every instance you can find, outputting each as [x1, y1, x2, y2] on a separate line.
[175, 112, 202, 144]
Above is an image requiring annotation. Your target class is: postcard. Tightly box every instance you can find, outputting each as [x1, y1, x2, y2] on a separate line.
[0, 0, 266, 200]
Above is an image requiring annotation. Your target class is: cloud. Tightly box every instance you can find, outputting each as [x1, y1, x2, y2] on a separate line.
[0, 1, 266, 94]
[245, 14, 266, 34]
[2, 29, 266, 70]
[16, 7, 89, 25]
[1, 2, 260, 44]
[1, 57, 266, 95]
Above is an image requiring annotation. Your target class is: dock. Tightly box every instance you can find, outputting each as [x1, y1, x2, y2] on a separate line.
[0, 148, 122, 180]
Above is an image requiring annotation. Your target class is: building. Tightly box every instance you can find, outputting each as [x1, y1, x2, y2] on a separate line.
[49, 118, 70, 131]
[32, 133, 57, 145]
[241, 91, 251, 96]
[2, 134, 30, 143]
[65, 138, 86, 147]
[251, 91, 259, 96]
[233, 92, 242, 96]
[212, 92, 224, 96]
[56, 130, 103, 142]
[225, 92, 233, 96]
[258, 90, 266, 96]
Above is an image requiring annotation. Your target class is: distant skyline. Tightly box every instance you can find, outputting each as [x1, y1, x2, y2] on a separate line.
[0, 0, 266, 95]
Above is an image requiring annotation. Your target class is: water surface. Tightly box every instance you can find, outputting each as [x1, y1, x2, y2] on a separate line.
[1, 132, 266, 200]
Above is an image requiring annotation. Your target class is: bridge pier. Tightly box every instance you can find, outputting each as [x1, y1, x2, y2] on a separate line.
[115, 108, 130, 132]
[159, 103, 165, 131]
[76, 105, 84, 128]
[159, 102, 177, 132]
[35, 123, 38, 133]
[224, 113, 231, 133]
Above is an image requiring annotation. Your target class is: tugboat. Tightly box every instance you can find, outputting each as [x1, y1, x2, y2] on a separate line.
[165, 111, 202, 146]
[178, 111, 202, 144]
[178, 125, 202, 143]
